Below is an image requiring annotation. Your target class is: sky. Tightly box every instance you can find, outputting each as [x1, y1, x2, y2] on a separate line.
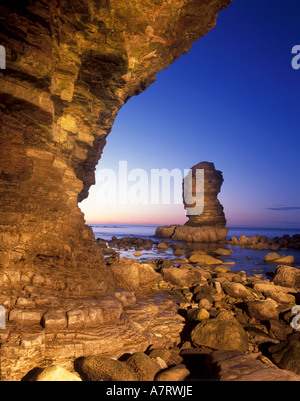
[80, 0, 300, 229]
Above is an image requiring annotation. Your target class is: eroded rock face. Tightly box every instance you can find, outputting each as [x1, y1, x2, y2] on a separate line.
[0, 0, 233, 381]
[0, 0, 232, 293]
[156, 162, 228, 242]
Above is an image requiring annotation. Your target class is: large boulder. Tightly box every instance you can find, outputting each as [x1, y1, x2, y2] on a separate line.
[273, 265, 300, 289]
[79, 356, 138, 381]
[190, 310, 248, 352]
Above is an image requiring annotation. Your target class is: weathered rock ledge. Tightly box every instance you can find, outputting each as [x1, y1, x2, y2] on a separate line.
[156, 224, 229, 243]
[0, 0, 233, 380]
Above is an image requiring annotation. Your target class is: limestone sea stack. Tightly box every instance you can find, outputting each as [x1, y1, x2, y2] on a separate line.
[156, 162, 228, 242]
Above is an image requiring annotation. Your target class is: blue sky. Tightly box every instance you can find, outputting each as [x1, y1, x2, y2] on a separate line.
[80, 0, 300, 228]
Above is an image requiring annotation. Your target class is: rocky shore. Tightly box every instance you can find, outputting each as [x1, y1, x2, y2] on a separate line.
[229, 233, 300, 250]
[4, 236, 299, 381]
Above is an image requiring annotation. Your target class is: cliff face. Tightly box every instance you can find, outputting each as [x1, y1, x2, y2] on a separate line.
[0, 0, 232, 295]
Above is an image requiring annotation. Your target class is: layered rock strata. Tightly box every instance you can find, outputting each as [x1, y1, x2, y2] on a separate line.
[0, 0, 233, 380]
[156, 162, 228, 242]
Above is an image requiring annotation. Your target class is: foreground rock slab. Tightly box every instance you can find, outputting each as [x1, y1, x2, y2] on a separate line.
[205, 351, 300, 381]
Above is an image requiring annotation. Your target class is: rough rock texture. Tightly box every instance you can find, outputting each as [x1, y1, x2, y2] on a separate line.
[184, 162, 226, 227]
[0, 290, 185, 381]
[190, 310, 249, 352]
[205, 350, 300, 381]
[0, 0, 232, 380]
[155, 162, 228, 242]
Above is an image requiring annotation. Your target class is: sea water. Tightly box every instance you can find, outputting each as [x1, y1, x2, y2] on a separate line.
[90, 224, 300, 276]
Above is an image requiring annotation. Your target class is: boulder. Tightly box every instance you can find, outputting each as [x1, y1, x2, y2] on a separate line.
[155, 162, 228, 243]
[31, 365, 81, 381]
[109, 258, 140, 292]
[222, 281, 254, 299]
[205, 350, 300, 381]
[269, 332, 300, 374]
[125, 352, 161, 381]
[188, 254, 223, 265]
[161, 266, 204, 287]
[157, 242, 169, 250]
[148, 348, 183, 367]
[253, 282, 296, 304]
[214, 248, 233, 256]
[155, 364, 190, 381]
[79, 356, 138, 381]
[245, 299, 279, 321]
[187, 308, 210, 322]
[274, 255, 294, 264]
[273, 265, 300, 289]
[138, 263, 160, 286]
[190, 310, 248, 352]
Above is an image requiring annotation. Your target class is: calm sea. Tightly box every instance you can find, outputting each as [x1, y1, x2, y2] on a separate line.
[90, 224, 300, 242]
[90, 224, 300, 276]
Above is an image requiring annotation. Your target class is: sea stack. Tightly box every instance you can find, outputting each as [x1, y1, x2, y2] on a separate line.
[155, 162, 228, 242]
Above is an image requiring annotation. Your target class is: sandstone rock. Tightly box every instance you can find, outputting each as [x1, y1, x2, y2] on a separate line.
[148, 348, 183, 367]
[269, 332, 300, 374]
[245, 299, 279, 321]
[157, 242, 169, 250]
[41, 308, 67, 329]
[9, 309, 42, 325]
[222, 281, 254, 300]
[125, 352, 161, 381]
[114, 289, 136, 307]
[80, 356, 138, 381]
[190, 310, 248, 352]
[138, 263, 160, 286]
[109, 259, 140, 292]
[273, 265, 300, 289]
[155, 364, 190, 381]
[161, 266, 204, 288]
[98, 296, 123, 324]
[156, 162, 228, 243]
[253, 282, 296, 304]
[0, 0, 234, 380]
[189, 254, 223, 265]
[239, 235, 249, 245]
[274, 255, 294, 264]
[31, 365, 81, 381]
[205, 350, 300, 381]
[187, 308, 210, 322]
[214, 265, 231, 273]
[214, 248, 233, 256]
[264, 252, 281, 262]
[198, 298, 213, 311]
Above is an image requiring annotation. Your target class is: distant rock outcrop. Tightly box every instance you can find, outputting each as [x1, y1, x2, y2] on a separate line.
[156, 162, 228, 242]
